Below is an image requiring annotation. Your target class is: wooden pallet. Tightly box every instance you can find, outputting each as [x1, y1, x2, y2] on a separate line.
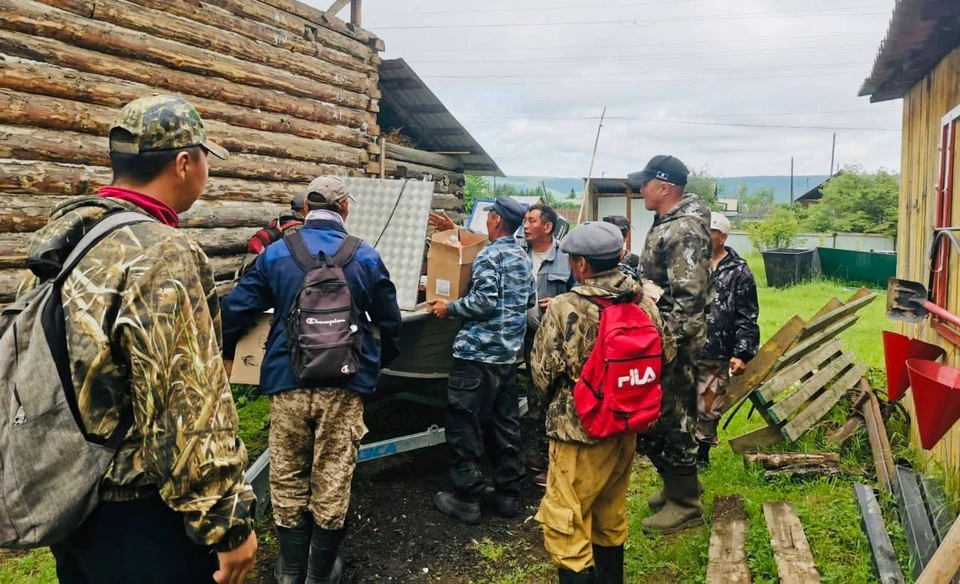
[727, 288, 876, 453]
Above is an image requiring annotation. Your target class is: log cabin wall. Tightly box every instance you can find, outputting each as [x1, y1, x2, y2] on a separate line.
[0, 0, 386, 302]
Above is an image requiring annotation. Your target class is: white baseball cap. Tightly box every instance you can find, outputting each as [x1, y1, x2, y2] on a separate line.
[710, 212, 731, 234]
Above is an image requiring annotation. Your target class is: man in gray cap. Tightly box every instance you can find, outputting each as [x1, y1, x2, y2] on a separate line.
[530, 222, 674, 584]
[628, 155, 712, 535]
[428, 196, 536, 525]
[237, 191, 309, 277]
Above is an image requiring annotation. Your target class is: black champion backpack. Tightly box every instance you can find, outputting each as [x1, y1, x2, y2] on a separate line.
[284, 233, 363, 385]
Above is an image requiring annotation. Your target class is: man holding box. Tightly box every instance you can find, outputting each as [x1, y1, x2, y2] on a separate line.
[428, 196, 537, 524]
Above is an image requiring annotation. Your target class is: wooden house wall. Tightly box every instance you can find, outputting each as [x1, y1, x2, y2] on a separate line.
[0, 0, 385, 300]
[897, 44, 960, 472]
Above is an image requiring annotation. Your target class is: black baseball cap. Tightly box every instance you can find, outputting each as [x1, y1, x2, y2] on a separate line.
[627, 155, 689, 188]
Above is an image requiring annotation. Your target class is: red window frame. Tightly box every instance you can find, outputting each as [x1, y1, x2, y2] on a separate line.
[933, 106, 960, 344]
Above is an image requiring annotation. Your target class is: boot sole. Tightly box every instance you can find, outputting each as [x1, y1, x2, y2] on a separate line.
[641, 516, 705, 536]
[434, 501, 481, 525]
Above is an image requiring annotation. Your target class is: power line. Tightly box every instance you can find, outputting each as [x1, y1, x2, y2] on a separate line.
[462, 108, 900, 120]
[404, 43, 876, 65]
[372, 0, 878, 17]
[426, 69, 864, 84]
[462, 116, 900, 132]
[372, 8, 887, 30]
[418, 61, 863, 79]
[387, 32, 882, 52]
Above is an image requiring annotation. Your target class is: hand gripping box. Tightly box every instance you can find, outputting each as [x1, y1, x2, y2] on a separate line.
[426, 229, 488, 303]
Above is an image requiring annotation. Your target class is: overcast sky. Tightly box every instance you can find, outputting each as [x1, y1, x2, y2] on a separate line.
[309, 0, 901, 178]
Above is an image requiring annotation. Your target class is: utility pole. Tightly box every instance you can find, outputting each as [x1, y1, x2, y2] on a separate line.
[830, 133, 837, 175]
[790, 156, 795, 205]
[578, 106, 607, 225]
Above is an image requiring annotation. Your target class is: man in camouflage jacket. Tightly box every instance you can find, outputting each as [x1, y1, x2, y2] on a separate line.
[428, 196, 536, 525]
[19, 96, 257, 583]
[696, 213, 760, 465]
[530, 222, 675, 583]
[630, 155, 713, 535]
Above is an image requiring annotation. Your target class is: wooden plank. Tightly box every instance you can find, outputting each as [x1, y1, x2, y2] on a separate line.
[326, 0, 350, 16]
[782, 363, 867, 442]
[707, 495, 752, 584]
[723, 316, 805, 411]
[763, 502, 822, 584]
[920, 476, 958, 545]
[729, 424, 784, 454]
[917, 517, 960, 584]
[845, 286, 874, 303]
[777, 314, 859, 367]
[895, 466, 940, 579]
[863, 383, 896, 493]
[810, 297, 843, 321]
[770, 352, 856, 422]
[800, 293, 878, 340]
[756, 337, 845, 403]
[744, 452, 840, 469]
[854, 483, 907, 584]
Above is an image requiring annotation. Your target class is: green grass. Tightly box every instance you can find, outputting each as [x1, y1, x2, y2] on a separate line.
[622, 255, 907, 583]
[0, 550, 57, 584]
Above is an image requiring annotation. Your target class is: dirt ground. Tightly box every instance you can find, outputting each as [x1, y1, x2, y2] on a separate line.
[248, 415, 553, 584]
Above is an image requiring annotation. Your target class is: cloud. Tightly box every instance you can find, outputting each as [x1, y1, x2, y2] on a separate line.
[308, 0, 901, 177]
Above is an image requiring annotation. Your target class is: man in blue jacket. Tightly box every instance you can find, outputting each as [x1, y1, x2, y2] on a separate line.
[428, 196, 537, 525]
[222, 176, 402, 584]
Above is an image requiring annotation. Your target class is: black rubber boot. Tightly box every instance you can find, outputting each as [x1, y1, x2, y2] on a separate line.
[305, 526, 345, 584]
[558, 567, 596, 583]
[434, 491, 482, 525]
[275, 523, 313, 584]
[482, 487, 520, 518]
[592, 544, 624, 584]
[697, 441, 713, 468]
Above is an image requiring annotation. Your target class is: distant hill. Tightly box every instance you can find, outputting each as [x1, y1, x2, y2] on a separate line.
[496, 175, 831, 204]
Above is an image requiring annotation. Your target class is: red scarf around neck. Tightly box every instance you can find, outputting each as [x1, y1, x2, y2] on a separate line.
[98, 186, 180, 227]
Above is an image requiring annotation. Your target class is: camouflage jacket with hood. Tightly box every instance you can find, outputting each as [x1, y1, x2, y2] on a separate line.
[530, 270, 676, 445]
[703, 247, 760, 362]
[18, 196, 255, 551]
[639, 194, 713, 352]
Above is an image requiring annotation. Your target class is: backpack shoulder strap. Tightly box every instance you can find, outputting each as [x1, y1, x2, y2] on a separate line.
[56, 212, 154, 284]
[285, 232, 317, 273]
[330, 235, 362, 268]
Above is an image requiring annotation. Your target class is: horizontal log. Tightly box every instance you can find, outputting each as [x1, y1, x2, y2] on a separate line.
[0, 88, 369, 167]
[0, 0, 374, 111]
[0, 32, 375, 129]
[34, 0, 375, 95]
[206, 254, 245, 281]
[371, 160, 466, 184]
[255, 0, 379, 46]
[118, 0, 376, 75]
[0, 125, 366, 181]
[744, 452, 841, 471]
[0, 57, 377, 146]
[0, 268, 23, 302]
[430, 193, 464, 211]
[203, 0, 379, 64]
[385, 143, 462, 173]
[0, 160, 332, 206]
[0, 227, 256, 268]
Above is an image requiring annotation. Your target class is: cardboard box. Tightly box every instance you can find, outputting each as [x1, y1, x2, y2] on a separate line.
[426, 229, 488, 303]
[229, 311, 273, 386]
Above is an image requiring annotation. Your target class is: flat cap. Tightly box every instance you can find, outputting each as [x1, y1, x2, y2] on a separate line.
[560, 221, 624, 260]
[491, 195, 526, 226]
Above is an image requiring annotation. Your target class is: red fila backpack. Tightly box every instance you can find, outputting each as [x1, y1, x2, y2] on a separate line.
[572, 295, 663, 439]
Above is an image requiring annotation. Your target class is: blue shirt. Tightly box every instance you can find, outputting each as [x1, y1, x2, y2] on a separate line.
[448, 236, 536, 364]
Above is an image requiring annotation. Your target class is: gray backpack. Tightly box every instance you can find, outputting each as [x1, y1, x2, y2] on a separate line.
[285, 233, 363, 385]
[0, 212, 153, 548]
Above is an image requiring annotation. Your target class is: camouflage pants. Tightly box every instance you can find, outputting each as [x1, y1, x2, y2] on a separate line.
[269, 388, 367, 530]
[636, 346, 700, 473]
[695, 359, 731, 445]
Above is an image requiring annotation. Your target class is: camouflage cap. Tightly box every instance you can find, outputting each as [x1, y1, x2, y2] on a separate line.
[305, 176, 355, 206]
[109, 95, 229, 160]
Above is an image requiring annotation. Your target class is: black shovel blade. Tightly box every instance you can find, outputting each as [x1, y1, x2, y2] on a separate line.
[886, 277, 929, 323]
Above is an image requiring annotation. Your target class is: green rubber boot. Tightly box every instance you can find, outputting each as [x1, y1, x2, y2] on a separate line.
[641, 471, 705, 535]
[647, 478, 704, 512]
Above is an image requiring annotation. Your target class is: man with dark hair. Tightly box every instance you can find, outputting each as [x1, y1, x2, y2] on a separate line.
[428, 196, 536, 525]
[602, 215, 641, 280]
[628, 155, 713, 535]
[21, 95, 258, 583]
[531, 222, 674, 583]
[522, 203, 575, 486]
[221, 175, 401, 584]
[237, 193, 308, 277]
[697, 213, 759, 466]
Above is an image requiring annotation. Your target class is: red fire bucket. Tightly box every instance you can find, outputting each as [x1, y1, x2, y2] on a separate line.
[883, 331, 946, 402]
[905, 358, 960, 450]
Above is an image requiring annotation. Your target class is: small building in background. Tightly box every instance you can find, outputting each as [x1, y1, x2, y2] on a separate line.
[581, 178, 656, 250]
[795, 170, 844, 208]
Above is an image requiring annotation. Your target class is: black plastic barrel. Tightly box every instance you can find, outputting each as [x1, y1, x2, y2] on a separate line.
[761, 248, 818, 288]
